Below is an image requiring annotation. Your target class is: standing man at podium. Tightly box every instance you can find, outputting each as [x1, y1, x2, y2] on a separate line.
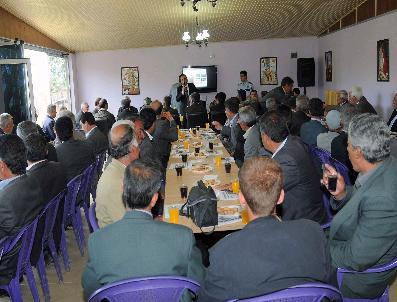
[176, 73, 197, 127]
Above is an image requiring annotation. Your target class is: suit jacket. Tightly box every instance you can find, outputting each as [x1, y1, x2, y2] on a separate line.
[198, 216, 332, 302]
[0, 174, 44, 285]
[95, 158, 126, 227]
[272, 136, 326, 223]
[357, 96, 377, 115]
[220, 114, 240, 152]
[42, 115, 56, 141]
[152, 119, 178, 167]
[47, 143, 58, 162]
[317, 131, 339, 153]
[290, 111, 310, 136]
[94, 109, 116, 132]
[243, 124, 262, 160]
[329, 157, 397, 298]
[387, 109, 397, 132]
[75, 110, 83, 127]
[55, 139, 95, 181]
[176, 83, 198, 116]
[139, 132, 157, 162]
[82, 210, 205, 300]
[86, 126, 108, 155]
[330, 131, 357, 182]
[26, 161, 67, 265]
[300, 119, 327, 146]
[264, 86, 291, 104]
[186, 102, 208, 128]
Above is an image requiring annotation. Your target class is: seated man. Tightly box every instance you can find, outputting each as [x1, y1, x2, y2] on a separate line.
[186, 92, 208, 128]
[300, 98, 327, 146]
[198, 157, 332, 302]
[80, 112, 108, 155]
[323, 113, 397, 299]
[24, 133, 67, 265]
[0, 135, 44, 285]
[150, 100, 178, 168]
[259, 111, 326, 223]
[317, 110, 341, 153]
[139, 108, 158, 161]
[42, 104, 57, 141]
[237, 106, 262, 160]
[16, 120, 58, 162]
[96, 122, 140, 227]
[55, 116, 95, 181]
[82, 160, 205, 300]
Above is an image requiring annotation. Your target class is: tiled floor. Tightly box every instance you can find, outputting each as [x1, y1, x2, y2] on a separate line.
[1, 223, 397, 302]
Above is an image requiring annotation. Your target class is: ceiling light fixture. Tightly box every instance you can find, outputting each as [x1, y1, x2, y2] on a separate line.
[180, 0, 217, 12]
[181, 17, 210, 48]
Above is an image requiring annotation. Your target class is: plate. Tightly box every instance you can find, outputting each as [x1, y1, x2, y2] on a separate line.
[191, 141, 203, 148]
[202, 178, 221, 187]
[189, 151, 207, 159]
[191, 164, 213, 173]
[218, 206, 241, 216]
[214, 182, 232, 191]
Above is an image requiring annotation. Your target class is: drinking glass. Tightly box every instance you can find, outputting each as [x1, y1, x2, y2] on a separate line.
[180, 185, 188, 200]
[169, 207, 179, 224]
[241, 209, 248, 225]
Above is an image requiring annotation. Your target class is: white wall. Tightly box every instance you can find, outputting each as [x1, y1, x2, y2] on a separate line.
[74, 37, 319, 114]
[318, 11, 397, 119]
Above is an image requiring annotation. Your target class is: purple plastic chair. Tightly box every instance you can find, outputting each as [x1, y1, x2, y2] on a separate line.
[33, 190, 66, 302]
[227, 283, 342, 301]
[88, 202, 99, 232]
[88, 276, 200, 302]
[337, 258, 397, 302]
[0, 218, 40, 302]
[91, 152, 107, 203]
[61, 173, 83, 270]
[80, 164, 96, 233]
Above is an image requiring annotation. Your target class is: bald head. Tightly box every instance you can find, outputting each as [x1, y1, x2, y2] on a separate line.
[109, 123, 139, 161]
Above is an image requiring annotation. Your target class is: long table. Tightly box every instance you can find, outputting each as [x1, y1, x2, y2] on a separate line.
[164, 128, 245, 233]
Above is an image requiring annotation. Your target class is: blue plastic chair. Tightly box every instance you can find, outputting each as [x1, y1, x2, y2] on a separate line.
[337, 258, 397, 302]
[0, 218, 39, 302]
[227, 283, 342, 301]
[88, 276, 200, 302]
[88, 202, 99, 232]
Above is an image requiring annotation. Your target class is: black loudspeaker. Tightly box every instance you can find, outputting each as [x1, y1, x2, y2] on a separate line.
[297, 58, 315, 87]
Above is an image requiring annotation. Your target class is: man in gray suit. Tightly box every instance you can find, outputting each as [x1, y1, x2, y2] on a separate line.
[264, 76, 294, 104]
[259, 111, 326, 223]
[82, 160, 205, 300]
[151, 100, 178, 168]
[322, 113, 397, 299]
[238, 106, 262, 161]
[80, 112, 108, 155]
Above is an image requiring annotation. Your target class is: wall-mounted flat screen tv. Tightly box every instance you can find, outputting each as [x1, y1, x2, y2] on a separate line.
[182, 65, 217, 93]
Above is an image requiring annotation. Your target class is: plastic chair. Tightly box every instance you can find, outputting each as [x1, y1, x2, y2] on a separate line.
[227, 283, 342, 301]
[33, 191, 66, 302]
[61, 173, 83, 270]
[337, 258, 397, 302]
[210, 111, 227, 126]
[88, 276, 200, 302]
[187, 112, 207, 129]
[88, 202, 99, 232]
[91, 152, 107, 203]
[0, 218, 40, 302]
[80, 164, 96, 233]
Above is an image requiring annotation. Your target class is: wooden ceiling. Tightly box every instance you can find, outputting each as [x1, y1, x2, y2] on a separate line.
[0, 0, 365, 52]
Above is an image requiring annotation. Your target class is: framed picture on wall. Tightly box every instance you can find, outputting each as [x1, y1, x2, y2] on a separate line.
[260, 57, 278, 85]
[377, 39, 390, 82]
[121, 66, 140, 95]
[325, 51, 332, 82]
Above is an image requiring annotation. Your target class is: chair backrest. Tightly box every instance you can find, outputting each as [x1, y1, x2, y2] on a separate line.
[0, 218, 38, 281]
[210, 111, 227, 126]
[40, 190, 65, 246]
[309, 146, 351, 185]
[187, 113, 206, 129]
[80, 164, 96, 201]
[88, 202, 99, 232]
[88, 276, 200, 302]
[227, 283, 342, 302]
[64, 174, 83, 224]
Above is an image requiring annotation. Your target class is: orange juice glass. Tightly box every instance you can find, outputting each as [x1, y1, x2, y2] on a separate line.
[215, 156, 222, 167]
[241, 209, 248, 224]
[169, 207, 179, 224]
[179, 115, 184, 123]
[232, 180, 240, 194]
[205, 123, 210, 129]
[183, 141, 189, 150]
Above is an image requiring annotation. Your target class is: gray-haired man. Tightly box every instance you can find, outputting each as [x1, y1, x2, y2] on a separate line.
[238, 106, 262, 160]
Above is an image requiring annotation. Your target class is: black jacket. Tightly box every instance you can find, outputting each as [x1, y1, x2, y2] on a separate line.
[290, 111, 310, 136]
[86, 127, 109, 155]
[272, 136, 326, 223]
[198, 216, 333, 302]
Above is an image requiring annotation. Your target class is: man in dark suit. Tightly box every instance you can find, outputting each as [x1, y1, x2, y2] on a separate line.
[94, 99, 116, 134]
[150, 101, 178, 168]
[82, 160, 205, 300]
[300, 98, 327, 146]
[259, 111, 326, 223]
[0, 135, 44, 285]
[387, 93, 397, 132]
[176, 73, 198, 125]
[290, 95, 310, 136]
[264, 76, 294, 104]
[17, 120, 58, 162]
[24, 133, 67, 265]
[80, 112, 108, 155]
[75, 102, 90, 128]
[198, 157, 333, 302]
[42, 104, 57, 141]
[323, 114, 397, 299]
[55, 116, 95, 181]
[349, 86, 377, 115]
[138, 108, 159, 162]
[186, 92, 208, 128]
